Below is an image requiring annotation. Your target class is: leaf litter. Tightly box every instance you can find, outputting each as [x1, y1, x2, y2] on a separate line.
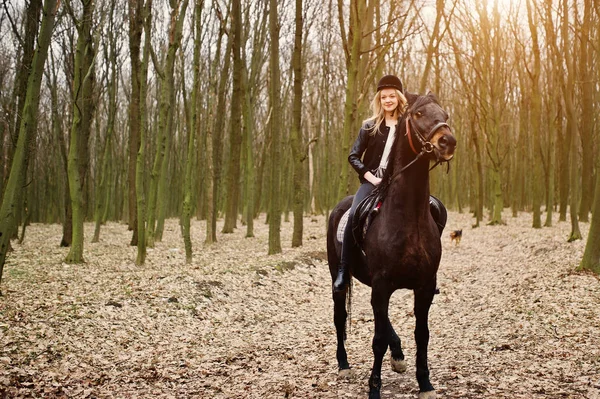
[0, 211, 599, 398]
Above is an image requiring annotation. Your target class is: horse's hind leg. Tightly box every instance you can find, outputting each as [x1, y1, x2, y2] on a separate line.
[414, 283, 437, 399]
[333, 290, 350, 374]
[388, 319, 407, 373]
[368, 286, 392, 399]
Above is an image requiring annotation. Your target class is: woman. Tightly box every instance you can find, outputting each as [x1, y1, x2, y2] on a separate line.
[333, 74, 407, 292]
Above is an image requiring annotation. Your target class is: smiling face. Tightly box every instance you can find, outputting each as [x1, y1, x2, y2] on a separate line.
[379, 88, 399, 116]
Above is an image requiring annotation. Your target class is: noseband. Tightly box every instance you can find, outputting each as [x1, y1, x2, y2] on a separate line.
[400, 107, 451, 174]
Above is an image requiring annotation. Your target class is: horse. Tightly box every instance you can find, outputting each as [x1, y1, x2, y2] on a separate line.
[326, 92, 456, 399]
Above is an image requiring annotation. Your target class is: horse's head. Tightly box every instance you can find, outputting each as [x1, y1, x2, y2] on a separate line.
[403, 92, 456, 163]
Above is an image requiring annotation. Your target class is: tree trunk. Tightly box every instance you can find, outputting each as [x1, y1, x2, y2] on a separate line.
[526, 0, 542, 228]
[182, 0, 203, 262]
[290, 0, 304, 247]
[146, 0, 188, 247]
[336, 0, 364, 200]
[222, 0, 243, 234]
[65, 0, 97, 264]
[128, 0, 144, 241]
[419, 0, 444, 93]
[135, 0, 153, 265]
[268, 0, 282, 254]
[6, 0, 43, 234]
[578, 157, 600, 274]
[577, 0, 593, 222]
[93, 1, 119, 243]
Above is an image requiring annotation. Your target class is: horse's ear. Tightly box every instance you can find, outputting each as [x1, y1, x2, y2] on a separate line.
[405, 92, 418, 106]
[426, 91, 440, 103]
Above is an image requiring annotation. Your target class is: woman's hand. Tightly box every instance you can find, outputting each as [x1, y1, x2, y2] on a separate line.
[364, 171, 382, 186]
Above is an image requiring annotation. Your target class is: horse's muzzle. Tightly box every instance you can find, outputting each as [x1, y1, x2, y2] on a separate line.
[431, 129, 456, 161]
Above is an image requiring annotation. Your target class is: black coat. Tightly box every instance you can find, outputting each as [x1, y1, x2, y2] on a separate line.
[348, 120, 396, 184]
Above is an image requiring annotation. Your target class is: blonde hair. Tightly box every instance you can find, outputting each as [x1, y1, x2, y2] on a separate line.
[362, 89, 408, 136]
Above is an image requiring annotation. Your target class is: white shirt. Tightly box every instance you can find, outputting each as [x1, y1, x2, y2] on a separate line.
[375, 124, 396, 178]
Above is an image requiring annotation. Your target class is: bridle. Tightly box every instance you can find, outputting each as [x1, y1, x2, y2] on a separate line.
[373, 97, 454, 201]
[399, 104, 452, 174]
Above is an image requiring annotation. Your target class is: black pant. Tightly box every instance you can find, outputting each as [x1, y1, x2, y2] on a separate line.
[340, 182, 375, 266]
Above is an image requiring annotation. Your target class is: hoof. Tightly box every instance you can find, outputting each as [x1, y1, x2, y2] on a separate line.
[390, 356, 407, 373]
[338, 368, 353, 379]
[418, 390, 436, 399]
[368, 392, 381, 399]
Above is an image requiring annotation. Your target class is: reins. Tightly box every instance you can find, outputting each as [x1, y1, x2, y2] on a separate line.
[376, 101, 452, 191]
[400, 114, 451, 174]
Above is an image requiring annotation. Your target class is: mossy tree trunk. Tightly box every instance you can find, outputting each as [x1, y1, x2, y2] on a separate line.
[268, 0, 282, 254]
[65, 0, 97, 264]
[206, 8, 232, 244]
[336, 0, 364, 200]
[525, 0, 542, 228]
[127, 0, 145, 246]
[92, 0, 119, 243]
[4, 0, 43, 232]
[222, 0, 243, 234]
[146, 0, 188, 248]
[577, 0, 594, 223]
[182, 0, 203, 263]
[558, 0, 581, 242]
[290, 0, 304, 247]
[578, 158, 600, 274]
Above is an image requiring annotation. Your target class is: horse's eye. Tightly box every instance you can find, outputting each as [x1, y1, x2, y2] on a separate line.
[415, 111, 423, 118]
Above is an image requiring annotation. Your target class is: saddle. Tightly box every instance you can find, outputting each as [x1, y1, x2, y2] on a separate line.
[349, 190, 448, 249]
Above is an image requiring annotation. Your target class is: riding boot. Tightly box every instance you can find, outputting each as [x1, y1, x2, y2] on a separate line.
[334, 217, 355, 292]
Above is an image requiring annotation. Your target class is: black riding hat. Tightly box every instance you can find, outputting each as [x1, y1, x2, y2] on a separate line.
[377, 75, 403, 93]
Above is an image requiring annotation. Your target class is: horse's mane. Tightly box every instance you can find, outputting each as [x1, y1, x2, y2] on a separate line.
[377, 92, 441, 189]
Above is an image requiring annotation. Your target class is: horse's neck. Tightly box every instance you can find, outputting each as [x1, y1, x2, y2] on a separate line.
[386, 143, 431, 217]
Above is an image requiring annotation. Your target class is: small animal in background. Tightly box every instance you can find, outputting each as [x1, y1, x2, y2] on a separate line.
[450, 229, 462, 245]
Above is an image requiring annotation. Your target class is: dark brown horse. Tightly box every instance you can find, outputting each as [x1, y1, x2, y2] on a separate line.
[327, 92, 456, 399]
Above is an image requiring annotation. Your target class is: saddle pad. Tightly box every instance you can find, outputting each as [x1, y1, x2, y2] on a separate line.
[336, 209, 351, 242]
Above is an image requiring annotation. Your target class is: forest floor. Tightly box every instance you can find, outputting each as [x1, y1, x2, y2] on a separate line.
[1, 210, 599, 399]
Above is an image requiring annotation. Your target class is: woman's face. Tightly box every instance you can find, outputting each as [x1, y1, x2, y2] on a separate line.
[380, 88, 399, 115]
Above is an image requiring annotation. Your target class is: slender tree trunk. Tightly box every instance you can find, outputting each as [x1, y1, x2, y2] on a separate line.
[128, 0, 143, 242]
[222, 0, 243, 234]
[206, 14, 232, 244]
[242, 65, 255, 238]
[290, 0, 304, 247]
[146, 0, 188, 247]
[526, 0, 542, 228]
[204, 34, 221, 245]
[567, 114, 582, 242]
[182, 88, 195, 262]
[577, 0, 593, 222]
[135, 0, 152, 265]
[93, 1, 118, 243]
[419, 0, 444, 93]
[182, 0, 203, 262]
[65, 0, 96, 264]
[268, 0, 282, 254]
[337, 0, 364, 200]
[560, 0, 581, 242]
[155, 93, 174, 242]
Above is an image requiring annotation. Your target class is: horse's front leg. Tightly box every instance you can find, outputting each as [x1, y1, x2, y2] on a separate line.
[414, 282, 437, 399]
[368, 285, 392, 399]
[388, 318, 407, 373]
